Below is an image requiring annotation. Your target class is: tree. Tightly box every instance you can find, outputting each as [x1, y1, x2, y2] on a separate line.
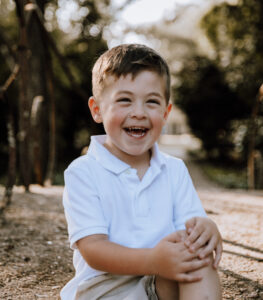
[201, 0, 263, 187]
[0, 0, 111, 214]
[201, 0, 263, 107]
[174, 55, 240, 160]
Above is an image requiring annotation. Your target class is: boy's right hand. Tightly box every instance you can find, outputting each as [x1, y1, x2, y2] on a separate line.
[149, 231, 210, 282]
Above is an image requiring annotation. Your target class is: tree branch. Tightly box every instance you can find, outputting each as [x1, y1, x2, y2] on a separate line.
[28, 0, 90, 101]
[0, 64, 20, 100]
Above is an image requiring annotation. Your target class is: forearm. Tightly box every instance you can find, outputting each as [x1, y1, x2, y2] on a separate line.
[76, 235, 154, 276]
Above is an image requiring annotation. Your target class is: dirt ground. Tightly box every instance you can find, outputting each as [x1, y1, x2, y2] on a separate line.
[0, 160, 262, 300]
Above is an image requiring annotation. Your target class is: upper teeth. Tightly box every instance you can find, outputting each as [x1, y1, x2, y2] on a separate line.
[126, 127, 146, 131]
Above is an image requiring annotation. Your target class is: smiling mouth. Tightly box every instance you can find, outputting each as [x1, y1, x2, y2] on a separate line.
[124, 127, 149, 137]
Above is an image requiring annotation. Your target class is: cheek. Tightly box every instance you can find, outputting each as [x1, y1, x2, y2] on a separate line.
[150, 111, 167, 127]
[102, 109, 126, 130]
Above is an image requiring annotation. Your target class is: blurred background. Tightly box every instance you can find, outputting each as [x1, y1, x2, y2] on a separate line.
[0, 0, 262, 190]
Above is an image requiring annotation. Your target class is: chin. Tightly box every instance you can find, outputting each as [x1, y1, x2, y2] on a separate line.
[124, 147, 150, 157]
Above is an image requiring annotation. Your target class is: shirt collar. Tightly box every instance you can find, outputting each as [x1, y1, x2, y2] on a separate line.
[150, 141, 166, 170]
[88, 135, 165, 174]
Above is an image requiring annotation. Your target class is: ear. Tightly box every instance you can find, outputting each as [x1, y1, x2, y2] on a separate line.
[88, 96, 102, 123]
[164, 103, 172, 121]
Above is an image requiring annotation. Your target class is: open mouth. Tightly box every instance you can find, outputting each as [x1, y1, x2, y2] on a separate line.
[124, 127, 149, 138]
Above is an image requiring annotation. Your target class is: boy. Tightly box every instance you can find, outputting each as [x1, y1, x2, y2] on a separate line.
[61, 44, 222, 300]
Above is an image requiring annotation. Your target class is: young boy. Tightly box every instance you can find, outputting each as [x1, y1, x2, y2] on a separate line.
[61, 44, 222, 300]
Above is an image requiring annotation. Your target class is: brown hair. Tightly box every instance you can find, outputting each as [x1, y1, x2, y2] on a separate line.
[92, 44, 171, 103]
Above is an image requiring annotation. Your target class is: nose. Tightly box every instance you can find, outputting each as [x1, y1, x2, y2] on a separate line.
[130, 101, 146, 119]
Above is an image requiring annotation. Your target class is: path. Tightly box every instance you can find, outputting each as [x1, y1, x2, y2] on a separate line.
[0, 135, 262, 299]
[160, 135, 263, 299]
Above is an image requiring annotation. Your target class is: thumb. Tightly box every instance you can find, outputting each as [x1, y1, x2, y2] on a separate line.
[185, 217, 196, 234]
[163, 231, 184, 243]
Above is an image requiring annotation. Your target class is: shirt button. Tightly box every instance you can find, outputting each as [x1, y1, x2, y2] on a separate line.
[125, 170, 131, 175]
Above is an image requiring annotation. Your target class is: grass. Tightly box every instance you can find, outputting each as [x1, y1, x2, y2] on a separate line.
[52, 171, 65, 185]
[201, 161, 248, 189]
[0, 163, 248, 189]
[0, 171, 65, 187]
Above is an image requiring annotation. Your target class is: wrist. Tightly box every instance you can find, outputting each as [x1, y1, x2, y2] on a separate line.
[146, 247, 158, 276]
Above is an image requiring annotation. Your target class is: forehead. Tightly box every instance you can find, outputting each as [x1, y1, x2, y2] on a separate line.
[103, 71, 167, 95]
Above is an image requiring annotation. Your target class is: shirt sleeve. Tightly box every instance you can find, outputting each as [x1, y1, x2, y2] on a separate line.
[63, 166, 108, 249]
[172, 160, 207, 231]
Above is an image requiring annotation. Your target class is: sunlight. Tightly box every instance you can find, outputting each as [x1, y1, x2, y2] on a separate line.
[115, 0, 204, 25]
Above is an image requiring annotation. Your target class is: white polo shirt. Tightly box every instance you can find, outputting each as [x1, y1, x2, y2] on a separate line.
[61, 135, 206, 300]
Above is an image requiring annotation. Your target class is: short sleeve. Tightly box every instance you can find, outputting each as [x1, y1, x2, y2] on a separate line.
[172, 161, 207, 231]
[63, 166, 108, 249]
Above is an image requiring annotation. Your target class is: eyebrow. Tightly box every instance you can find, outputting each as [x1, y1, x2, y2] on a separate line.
[116, 91, 163, 98]
[147, 92, 163, 98]
[115, 90, 133, 96]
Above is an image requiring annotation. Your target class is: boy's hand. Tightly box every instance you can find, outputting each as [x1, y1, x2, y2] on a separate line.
[184, 217, 222, 269]
[150, 231, 211, 282]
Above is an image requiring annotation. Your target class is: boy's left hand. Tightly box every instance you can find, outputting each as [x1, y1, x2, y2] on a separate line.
[184, 217, 222, 269]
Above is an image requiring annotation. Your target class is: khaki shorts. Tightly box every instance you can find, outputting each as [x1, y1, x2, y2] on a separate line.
[75, 274, 158, 300]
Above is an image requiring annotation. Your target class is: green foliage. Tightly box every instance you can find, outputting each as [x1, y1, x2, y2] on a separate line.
[51, 0, 109, 164]
[201, 161, 247, 189]
[174, 55, 242, 160]
[201, 0, 263, 103]
[0, 0, 110, 180]
[175, 0, 263, 162]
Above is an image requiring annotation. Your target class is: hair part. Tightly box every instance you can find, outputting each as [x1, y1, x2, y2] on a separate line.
[92, 44, 171, 103]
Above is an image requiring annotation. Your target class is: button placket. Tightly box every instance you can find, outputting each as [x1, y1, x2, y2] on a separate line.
[135, 191, 149, 217]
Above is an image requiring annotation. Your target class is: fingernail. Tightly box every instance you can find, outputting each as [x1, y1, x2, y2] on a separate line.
[185, 241, 190, 247]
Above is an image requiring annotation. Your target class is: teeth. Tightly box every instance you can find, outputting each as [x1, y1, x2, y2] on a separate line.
[124, 127, 148, 137]
[128, 127, 146, 132]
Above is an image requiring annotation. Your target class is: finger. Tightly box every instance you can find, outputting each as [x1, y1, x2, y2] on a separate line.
[188, 231, 210, 252]
[164, 231, 184, 243]
[185, 217, 196, 234]
[177, 230, 189, 242]
[176, 273, 202, 283]
[184, 228, 202, 247]
[199, 236, 217, 259]
[183, 257, 210, 273]
[213, 242, 223, 269]
[183, 248, 201, 261]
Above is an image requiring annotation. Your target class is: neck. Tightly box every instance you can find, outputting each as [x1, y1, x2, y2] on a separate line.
[129, 150, 151, 180]
[103, 143, 151, 180]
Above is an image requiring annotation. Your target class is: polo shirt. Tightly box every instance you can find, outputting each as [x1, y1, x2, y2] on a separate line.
[60, 135, 206, 300]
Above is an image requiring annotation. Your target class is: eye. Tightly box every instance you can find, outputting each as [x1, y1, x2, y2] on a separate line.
[116, 98, 131, 103]
[147, 99, 160, 105]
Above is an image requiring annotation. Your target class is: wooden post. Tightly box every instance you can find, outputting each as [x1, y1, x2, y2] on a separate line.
[247, 84, 263, 189]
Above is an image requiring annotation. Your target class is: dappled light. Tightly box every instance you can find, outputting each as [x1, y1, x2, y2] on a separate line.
[0, 0, 262, 299]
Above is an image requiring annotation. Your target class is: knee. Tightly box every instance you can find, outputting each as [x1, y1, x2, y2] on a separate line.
[155, 276, 179, 300]
[180, 256, 221, 300]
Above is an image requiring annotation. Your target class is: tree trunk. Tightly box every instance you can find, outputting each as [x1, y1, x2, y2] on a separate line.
[247, 84, 263, 189]
[26, 3, 48, 185]
[0, 95, 16, 217]
[15, 0, 31, 190]
[44, 47, 56, 186]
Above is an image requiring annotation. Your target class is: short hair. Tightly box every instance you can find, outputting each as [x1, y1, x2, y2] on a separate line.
[92, 44, 171, 103]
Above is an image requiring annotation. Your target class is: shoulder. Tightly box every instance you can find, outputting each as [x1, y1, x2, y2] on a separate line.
[158, 151, 190, 185]
[159, 151, 187, 171]
[64, 154, 96, 180]
[66, 154, 91, 170]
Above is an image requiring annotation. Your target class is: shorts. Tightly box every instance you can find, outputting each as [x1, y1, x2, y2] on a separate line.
[75, 273, 158, 300]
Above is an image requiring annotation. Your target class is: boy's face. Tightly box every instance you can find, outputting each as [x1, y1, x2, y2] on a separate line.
[89, 70, 172, 163]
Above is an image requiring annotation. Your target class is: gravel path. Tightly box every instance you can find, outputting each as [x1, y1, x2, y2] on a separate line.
[160, 136, 263, 299]
[0, 136, 262, 299]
